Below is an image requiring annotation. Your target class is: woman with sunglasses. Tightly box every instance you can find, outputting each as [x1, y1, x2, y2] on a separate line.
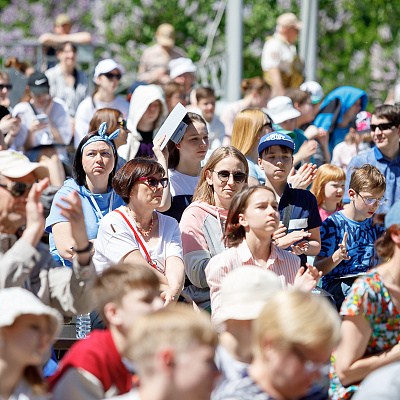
[45, 122, 125, 267]
[179, 146, 248, 310]
[205, 185, 321, 323]
[89, 108, 130, 170]
[93, 158, 185, 305]
[74, 59, 129, 148]
[162, 112, 209, 222]
[231, 108, 273, 186]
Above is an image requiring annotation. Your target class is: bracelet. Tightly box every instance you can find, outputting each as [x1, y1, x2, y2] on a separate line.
[74, 242, 93, 254]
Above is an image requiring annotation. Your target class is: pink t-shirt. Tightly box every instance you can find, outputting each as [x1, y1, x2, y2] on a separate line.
[318, 206, 342, 222]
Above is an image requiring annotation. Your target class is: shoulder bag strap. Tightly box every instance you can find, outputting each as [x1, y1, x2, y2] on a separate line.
[114, 209, 156, 269]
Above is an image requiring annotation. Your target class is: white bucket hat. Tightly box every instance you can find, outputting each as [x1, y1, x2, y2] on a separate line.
[266, 96, 301, 124]
[0, 288, 62, 341]
[93, 59, 126, 82]
[169, 57, 197, 79]
[0, 150, 48, 180]
[215, 266, 281, 325]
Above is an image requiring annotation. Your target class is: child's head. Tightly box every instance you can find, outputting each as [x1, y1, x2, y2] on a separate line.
[241, 77, 271, 108]
[266, 96, 301, 131]
[163, 82, 186, 111]
[310, 164, 346, 207]
[126, 306, 219, 400]
[348, 164, 386, 219]
[258, 132, 294, 184]
[285, 88, 314, 125]
[231, 109, 273, 156]
[225, 185, 279, 247]
[196, 87, 216, 122]
[93, 263, 162, 331]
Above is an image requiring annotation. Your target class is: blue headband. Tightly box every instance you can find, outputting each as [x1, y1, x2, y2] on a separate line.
[81, 122, 120, 153]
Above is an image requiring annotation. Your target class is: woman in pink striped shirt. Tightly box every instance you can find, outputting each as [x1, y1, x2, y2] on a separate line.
[205, 185, 321, 323]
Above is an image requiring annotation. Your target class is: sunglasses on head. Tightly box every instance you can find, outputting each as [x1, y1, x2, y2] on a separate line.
[102, 72, 122, 80]
[370, 123, 394, 132]
[213, 170, 247, 183]
[0, 181, 33, 197]
[118, 119, 128, 130]
[138, 177, 169, 188]
[0, 84, 12, 90]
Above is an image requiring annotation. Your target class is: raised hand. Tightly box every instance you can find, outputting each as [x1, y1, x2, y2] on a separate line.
[293, 263, 322, 292]
[275, 229, 312, 249]
[336, 232, 351, 261]
[287, 163, 318, 190]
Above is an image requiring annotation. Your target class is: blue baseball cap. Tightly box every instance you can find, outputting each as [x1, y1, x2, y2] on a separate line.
[385, 201, 400, 229]
[258, 131, 295, 155]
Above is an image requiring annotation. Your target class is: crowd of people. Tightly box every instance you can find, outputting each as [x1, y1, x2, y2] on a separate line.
[1, 10, 400, 400]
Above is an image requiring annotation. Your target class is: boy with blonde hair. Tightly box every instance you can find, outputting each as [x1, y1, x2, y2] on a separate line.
[315, 164, 386, 309]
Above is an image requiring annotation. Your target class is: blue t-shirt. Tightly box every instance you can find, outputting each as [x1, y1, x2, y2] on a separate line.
[45, 178, 125, 267]
[344, 146, 400, 214]
[279, 185, 322, 265]
[318, 210, 385, 292]
[246, 156, 265, 185]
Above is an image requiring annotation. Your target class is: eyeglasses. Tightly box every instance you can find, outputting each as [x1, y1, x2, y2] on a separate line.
[0, 84, 12, 90]
[355, 191, 388, 206]
[291, 346, 330, 375]
[370, 123, 394, 132]
[118, 119, 128, 130]
[102, 72, 122, 81]
[213, 170, 247, 184]
[138, 177, 169, 188]
[0, 181, 33, 197]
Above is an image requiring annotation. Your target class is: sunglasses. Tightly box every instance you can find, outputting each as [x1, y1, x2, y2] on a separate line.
[213, 170, 247, 183]
[370, 123, 394, 132]
[102, 72, 122, 80]
[138, 177, 169, 188]
[355, 191, 388, 207]
[118, 119, 128, 130]
[0, 84, 12, 90]
[0, 181, 33, 197]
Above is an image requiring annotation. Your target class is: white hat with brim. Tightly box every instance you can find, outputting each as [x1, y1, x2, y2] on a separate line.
[277, 13, 303, 29]
[0, 151, 48, 180]
[214, 266, 281, 325]
[93, 59, 126, 82]
[169, 58, 197, 79]
[266, 96, 301, 124]
[300, 81, 324, 104]
[0, 288, 62, 341]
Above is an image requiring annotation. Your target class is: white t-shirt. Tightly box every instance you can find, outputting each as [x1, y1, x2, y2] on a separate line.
[74, 96, 130, 148]
[169, 169, 199, 197]
[93, 206, 183, 275]
[12, 98, 72, 151]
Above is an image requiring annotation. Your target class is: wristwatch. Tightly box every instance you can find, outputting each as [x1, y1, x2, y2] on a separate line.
[74, 242, 93, 254]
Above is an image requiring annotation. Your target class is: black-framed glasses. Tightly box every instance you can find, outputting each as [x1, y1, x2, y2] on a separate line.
[370, 123, 394, 132]
[355, 191, 387, 206]
[118, 119, 128, 130]
[138, 177, 169, 188]
[0, 181, 33, 197]
[213, 170, 247, 184]
[102, 72, 122, 81]
[0, 84, 12, 90]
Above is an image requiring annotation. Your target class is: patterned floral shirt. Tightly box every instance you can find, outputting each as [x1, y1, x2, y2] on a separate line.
[329, 269, 400, 400]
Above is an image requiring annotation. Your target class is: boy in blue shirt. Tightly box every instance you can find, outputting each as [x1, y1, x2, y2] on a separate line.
[315, 164, 386, 309]
[258, 131, 322, 266]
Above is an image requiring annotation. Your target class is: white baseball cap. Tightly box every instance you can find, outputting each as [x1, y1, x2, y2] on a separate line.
[300, 81, 324, 104]
[169, 57, 197, 79]
[266, 96, 301, 124]
[215, 266, 281, 325]
[0, 150, 48, 180]
[93, 59, 126, 82]
[0, 288, 62, 341]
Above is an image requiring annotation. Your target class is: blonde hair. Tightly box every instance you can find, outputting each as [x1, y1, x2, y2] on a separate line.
[231, 109, 269, 156]
[93, 263, 159, 326]
[310, 164, 346, 207]
[192, 146, 248, 206]
[253, 291, 340, 359]
[126, 305, 218, 375]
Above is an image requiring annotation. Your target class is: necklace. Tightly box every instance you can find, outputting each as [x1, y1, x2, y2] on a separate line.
[127, 207, 154, 237]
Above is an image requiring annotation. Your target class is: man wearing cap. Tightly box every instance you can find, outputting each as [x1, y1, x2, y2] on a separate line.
[261, 13, 304, 96]
[137, 23, 187, 84]
[0, 150, 95, 316]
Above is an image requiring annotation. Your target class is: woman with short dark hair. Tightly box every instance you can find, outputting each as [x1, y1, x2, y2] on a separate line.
[94, 157, 185, 305]
[45, 122, 124, 267]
